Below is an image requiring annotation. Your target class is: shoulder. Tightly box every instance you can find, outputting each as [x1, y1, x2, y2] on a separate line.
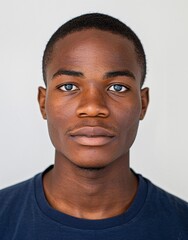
[147, 178, 188, 209]
[0, 177, 35, 199]
[0, 175, 38, 216]
[0, 173, 44, 238]
[143, 176, 188, 231]
[0, 166, 52, 210]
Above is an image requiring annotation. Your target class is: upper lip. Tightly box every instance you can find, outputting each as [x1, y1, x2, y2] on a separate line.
[69, 126, 115, 137]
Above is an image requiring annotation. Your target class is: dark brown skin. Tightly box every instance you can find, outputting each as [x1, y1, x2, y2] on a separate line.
[38, 29, 149, 220]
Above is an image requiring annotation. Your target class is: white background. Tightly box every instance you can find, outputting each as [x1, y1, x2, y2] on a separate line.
[0, 0, 188, 201]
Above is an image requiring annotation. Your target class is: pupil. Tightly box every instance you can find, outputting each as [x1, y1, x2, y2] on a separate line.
[65, 84, 73, 90]
[114, 85, 122, 91]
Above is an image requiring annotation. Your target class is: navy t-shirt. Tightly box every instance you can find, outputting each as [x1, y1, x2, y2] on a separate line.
[0, 166, 188, 239]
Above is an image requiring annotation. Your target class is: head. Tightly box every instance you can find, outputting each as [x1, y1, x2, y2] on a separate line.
[38, 13, 149, 171]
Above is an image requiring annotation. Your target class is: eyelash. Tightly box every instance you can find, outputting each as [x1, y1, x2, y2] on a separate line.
[57, 83, 128, 93]
[108, 84, 128, 92]
[58, 84, 78, 91]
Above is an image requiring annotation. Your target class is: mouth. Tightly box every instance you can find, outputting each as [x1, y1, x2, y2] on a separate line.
[69, 126, 116, 146]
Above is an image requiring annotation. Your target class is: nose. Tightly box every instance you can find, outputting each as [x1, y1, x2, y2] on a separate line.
[76, 87, 110, 118]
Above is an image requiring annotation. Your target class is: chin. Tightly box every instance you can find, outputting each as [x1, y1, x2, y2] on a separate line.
[68, 150, 115, 169]
[71, 157, 111, 170]
[75, 165, 106, 171]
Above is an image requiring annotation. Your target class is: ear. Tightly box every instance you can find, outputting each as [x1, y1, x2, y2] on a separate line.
[140, 87, 149, 120]
[38, 86, 47, 119]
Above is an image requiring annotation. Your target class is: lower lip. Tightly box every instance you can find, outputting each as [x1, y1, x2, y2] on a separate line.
[70, 136, 115, 146]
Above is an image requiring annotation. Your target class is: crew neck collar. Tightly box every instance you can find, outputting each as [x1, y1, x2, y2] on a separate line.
[34, 165, 148, 230]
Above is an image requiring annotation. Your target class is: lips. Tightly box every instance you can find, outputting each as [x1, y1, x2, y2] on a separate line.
[70, 126, 115, 137]
[69, 126, 116, 146]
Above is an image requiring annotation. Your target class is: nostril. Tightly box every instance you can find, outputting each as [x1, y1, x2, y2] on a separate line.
[78, 112, 88, 117]
[76, 103, 110, 118]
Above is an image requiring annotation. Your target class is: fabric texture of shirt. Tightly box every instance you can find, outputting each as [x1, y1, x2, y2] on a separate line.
[0, 166, 188, 239]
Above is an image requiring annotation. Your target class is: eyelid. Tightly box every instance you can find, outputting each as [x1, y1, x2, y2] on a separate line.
[108, 83, 129, 92]
[57, 83, 79, 91]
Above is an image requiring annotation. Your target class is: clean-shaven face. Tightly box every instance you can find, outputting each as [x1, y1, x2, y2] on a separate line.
[39, 29, 148, 169]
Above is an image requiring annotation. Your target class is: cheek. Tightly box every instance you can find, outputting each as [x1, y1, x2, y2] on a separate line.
[114, 98, 141, 148]
[46, 95, 76, 125]
[45, 96, 76, 147]
[115, 97, 141, 129]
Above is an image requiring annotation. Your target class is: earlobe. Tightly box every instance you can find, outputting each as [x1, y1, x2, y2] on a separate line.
[38, 86, 47, 119]
[140, 87, 149, 120]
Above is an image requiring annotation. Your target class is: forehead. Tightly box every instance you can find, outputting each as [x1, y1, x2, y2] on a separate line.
[46, 29, 141, 82]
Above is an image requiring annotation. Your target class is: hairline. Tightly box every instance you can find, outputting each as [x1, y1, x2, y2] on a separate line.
[42, 20, 146, 87]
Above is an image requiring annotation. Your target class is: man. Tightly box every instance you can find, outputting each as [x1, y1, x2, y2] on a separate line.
[0, 13, 188, 239]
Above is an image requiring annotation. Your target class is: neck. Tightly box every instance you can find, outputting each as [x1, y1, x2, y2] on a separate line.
[43, 151, 138, 220]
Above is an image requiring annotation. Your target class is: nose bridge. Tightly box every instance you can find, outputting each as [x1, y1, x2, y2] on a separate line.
[86, 84, 104, 103]
[76, 84, 109, 117]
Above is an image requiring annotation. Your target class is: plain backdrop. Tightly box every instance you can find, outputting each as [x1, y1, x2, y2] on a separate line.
[0, 0, 188, 201]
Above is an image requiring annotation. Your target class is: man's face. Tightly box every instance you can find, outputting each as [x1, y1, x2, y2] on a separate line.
[38, 29, 149, 169]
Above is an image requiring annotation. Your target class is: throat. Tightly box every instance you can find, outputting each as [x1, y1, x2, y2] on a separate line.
[43, 163, 138, 220]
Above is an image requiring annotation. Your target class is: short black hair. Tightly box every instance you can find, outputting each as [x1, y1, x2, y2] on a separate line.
[42, 13, 146, 86]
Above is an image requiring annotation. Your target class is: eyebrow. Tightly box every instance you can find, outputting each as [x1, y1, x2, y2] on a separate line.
[52, 69, 84, 79]
[104, 70, 135, 80]
[52, 69, 135, 80]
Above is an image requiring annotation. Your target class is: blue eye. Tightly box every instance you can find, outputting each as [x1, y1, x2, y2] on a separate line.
[59, 84, 78, 91]
[108, 84, 127, 92]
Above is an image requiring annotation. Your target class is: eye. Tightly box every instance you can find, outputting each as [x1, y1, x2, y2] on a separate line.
[108, 84, 128, 92]
[58, 84, 78, 91]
